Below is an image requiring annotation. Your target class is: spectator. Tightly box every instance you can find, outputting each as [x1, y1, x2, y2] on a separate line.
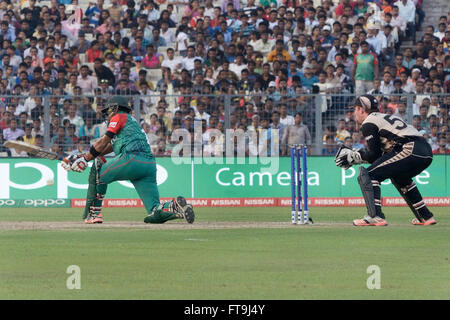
[31, 119, 43, 138]
[336, 119, 351, 143]
[176, 25, 189, 57]
[142, 44, 163, 69]
[154, 138, 171, 156]
[344, 136, 353, 149]
[0, 129, 11, 156]
[352, 132, 365, 149]
[300, 64, 319, 90]
[3, 118, 25, 141]
[0, 0, 444, 159]
[86, 40, 104, 62]
[353, 41, 379, 95]
[67, 123, 79, 146]
[432, 136, 449, 154]
[77, 65, 98, 94]
[63, 104, 85, 132]
[281, 112, 311, 155]
[322, 134, 338, 156]
[94, 58, 115, 85]
[0, 111, 12, 130]
[394, 101, 408, 122]
[268, 40, 291, 62]
[395, 0, 416, 43]
[22, 123, 35, 145]
[148, 28, 167, 49]
[50, 125, 73, 152]
[9, 136, 28, 157]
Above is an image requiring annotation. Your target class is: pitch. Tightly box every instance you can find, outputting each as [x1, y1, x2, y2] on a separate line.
[0, 207, 448, 299]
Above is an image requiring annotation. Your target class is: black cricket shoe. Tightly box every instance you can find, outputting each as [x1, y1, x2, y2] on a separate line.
[174, 196, 195, 224]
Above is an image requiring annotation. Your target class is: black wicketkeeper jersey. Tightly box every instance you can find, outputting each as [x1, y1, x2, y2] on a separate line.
[358, 112, 422, 163]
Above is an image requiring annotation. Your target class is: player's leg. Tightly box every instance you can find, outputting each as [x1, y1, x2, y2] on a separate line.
[353, 146, 417, 226]
[83, 157, 108, 224]
[101, 155, 195, 224]
[142, 195, 195, 224]
[353, 166, 388, 226]
[128, 170, 172, 224]
[132, 174, 194, 224]
[83, 154, 134, 223]
[363, 140, 435, 225]
[391, 177, 436, 225]
[354, 150, 413, 226]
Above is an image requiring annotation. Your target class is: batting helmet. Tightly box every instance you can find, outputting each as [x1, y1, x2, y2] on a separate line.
[101, 96, 132, 117]
[106, 96, 131, 110]
[354, 94, 379, 113]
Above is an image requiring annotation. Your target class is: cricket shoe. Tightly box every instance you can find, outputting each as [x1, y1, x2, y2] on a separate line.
[353, 215, 388, 226]
[84, 213, 103, 224]
[411, 217, 437, 226]
[173, 196, 195, 224]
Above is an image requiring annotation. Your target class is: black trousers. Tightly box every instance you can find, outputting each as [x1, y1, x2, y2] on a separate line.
[367, 137, 433, 187]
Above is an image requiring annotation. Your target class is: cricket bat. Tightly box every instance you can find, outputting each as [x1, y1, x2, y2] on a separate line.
[3, 140, 63, 160]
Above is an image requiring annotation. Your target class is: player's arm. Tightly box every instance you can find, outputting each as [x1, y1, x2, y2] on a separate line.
[84, 135, 112, 161]
[372, 53, 379, 79]
[357, 123, 383, 163]
[335, 123, 382, 169]
[70, 114, 126, 172]
[84, 112, 126, 162]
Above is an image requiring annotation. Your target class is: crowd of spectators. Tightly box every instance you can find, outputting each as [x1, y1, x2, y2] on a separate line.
[0, 0, 448, 157]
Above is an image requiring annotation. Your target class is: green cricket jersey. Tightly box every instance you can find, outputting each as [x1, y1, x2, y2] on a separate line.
[354, 52, 378, 81]
[105, 112, 154, 159]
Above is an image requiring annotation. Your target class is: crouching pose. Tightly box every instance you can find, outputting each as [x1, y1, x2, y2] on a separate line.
[335, 94, 436, 226]
[61, 96, 194, 224]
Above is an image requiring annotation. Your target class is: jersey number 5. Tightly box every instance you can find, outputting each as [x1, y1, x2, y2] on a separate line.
[383, 115, 407, 130]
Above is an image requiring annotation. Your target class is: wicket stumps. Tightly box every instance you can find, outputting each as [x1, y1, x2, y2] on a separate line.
[290, 145, 311, 225]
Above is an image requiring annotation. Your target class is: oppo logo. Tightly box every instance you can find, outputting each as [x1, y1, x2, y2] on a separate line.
[0, 162, 170, 199]
[0, 199, 15, 206]
[23, 199, 66, 207]
[0, 162, 55, 198]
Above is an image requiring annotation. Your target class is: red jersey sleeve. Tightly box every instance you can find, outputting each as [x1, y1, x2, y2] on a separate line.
[371, 53, 379, 65]
[106, 113, 127, 135]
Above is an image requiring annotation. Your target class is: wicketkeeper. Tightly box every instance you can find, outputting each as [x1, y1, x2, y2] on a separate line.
[334, 94, 436, 226]
[61, 96, 194, 224]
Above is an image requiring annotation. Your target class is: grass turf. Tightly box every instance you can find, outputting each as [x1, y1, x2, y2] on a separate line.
[0, 207, 449, 299]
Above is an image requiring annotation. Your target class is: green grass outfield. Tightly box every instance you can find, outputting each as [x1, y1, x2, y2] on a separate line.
[0, 207, 449, 300]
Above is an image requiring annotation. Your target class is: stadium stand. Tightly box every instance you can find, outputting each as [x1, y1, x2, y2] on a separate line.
[0, 0, 448, 157]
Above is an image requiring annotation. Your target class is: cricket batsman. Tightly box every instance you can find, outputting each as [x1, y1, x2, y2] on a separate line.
[334, 94, 436, 226]
[61, 96, 194, 224]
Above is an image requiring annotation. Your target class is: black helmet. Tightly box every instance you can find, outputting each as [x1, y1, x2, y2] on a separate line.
[355, 94, 379, 113]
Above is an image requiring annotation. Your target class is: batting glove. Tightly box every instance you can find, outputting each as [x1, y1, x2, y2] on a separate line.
[71, 154, 89, 172]
[61, 154, 82, 172]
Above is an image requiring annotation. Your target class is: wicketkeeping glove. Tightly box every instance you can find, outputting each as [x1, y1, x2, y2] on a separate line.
[346, 149, 364, 165]
[335, 145, 352, 169]
[71, 154, 89, 172]
[335, 146, 365, 169]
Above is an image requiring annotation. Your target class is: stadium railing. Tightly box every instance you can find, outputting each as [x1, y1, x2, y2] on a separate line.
[0, 93, 448, 157]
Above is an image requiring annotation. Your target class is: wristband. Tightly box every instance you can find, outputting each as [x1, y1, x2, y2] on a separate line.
[89, 145, 101, 158]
